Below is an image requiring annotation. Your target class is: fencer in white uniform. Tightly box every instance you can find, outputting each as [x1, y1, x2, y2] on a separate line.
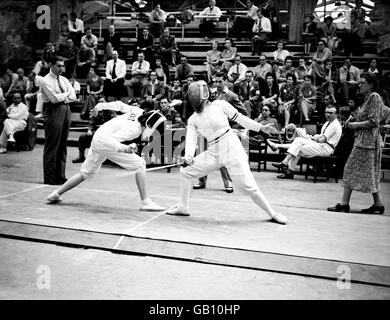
[165, 81, 287, 224]
[47, 106, 167, 211]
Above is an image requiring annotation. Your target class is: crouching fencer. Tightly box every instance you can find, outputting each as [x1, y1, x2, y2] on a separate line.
[47, 106, 167, 212]
[165, 81, 287, 224]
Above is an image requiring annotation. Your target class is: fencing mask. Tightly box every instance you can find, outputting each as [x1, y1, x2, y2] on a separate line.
[138, 110, 167, 141]
[188, 80, 209, 113]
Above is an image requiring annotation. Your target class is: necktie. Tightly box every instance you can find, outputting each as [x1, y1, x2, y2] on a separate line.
[138, 61, 142, 69]
[346, 67, 351, 81]
[112, 61, 116, 78]
[73, 22, 77, 30]
[236, 65, 239, 73]
[57, 77, 65, 93]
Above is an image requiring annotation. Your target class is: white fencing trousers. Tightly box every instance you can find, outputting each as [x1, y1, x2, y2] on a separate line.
[286, 137, 334, 170]
[179, 131, 276, 216]
[0, 119, 27, 147]
[80, 139, 146, 180]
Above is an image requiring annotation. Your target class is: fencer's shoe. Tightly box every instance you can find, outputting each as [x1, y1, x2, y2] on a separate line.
[47, 190, 63, 203]
[193, 184, 206, 190]
[269, 212, 287, 225]
[224, 187, 234, 193]
[140, 200, 165, 212]
[7, 135, 15, 143]
[165, 205, 190, 216]
[0, 147, 7, 154]
[327, 203, 350, 213]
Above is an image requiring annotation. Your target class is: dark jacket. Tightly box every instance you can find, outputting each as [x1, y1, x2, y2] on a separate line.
[103, 31, 121, 52]
[237, 80, 260, 102]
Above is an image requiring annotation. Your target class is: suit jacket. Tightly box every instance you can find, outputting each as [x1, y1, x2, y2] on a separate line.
[103, 32, 121, 51]
[159, 35, 177, 50]
[137, 34, 154, 50]
[237, 80, 260, 102]
[175, 63, 194, 82]
[142, 80, 165, 100]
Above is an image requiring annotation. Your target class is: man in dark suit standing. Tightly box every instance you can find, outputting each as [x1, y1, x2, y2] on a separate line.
[133, 28, 154, 64]
[237, 70, 260, 118]
[140, 71, 166, 111]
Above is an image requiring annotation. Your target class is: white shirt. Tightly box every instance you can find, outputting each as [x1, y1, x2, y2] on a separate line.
[247, 5, 258, 20]
[253, 63, 272, 80]
[105, 58, 127, 80]
[41, 71, 77, 104]
[93, 108, 144, 153]
[320, 119, 342, 148]
[252, 16, 272, 33]
[228, 63, 248, 82]
[7, 102, 29, 121]
[200, 6, 222, 20]
[0, 87, 5, 101]
[185, 100, 262, 157]
[131, 60, 150, 77]
[273, 49, 290, 63]
[81, 34, 98, 48]
[68, 18, 84, 33]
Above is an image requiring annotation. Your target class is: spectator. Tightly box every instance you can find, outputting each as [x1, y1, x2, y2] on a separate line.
[140, 71, 166, 111]
[75, 42, 95, 79]
[339, 57, 361, 105]
[302, 14, 317, 55]
[251, 8, 272, 56]
[275, 104, 342, 179]
[227, 55, 248, 91]
[168, 78, 184, 115]
[33, 41, 57, 76]
[181, 74, 195, 120]
[0, 92, 29, 154]
[0, 68, 17, 96]
[149, 4, 166, 38]
[260, 72, 279, 115]
[273, 41, 290, 64]
[4, 28, 22, 63]
[198, 0, 222, 41]
[255, 105, 280, 130]
[175, 56, 194, 84]
[134, 28, 154, 63]
[342, 12, 364, 56]
[68, 12, 84, 46]
[104, 50, 126, 100]
[0, 88, 6, 133]
[103, 25, 121, 62]
[220, 39, 237, 73]
[318, 59, 338, 104]
[25, 71, 44, 116]
[320, 16, 338, 53]
[81, 27, 98, 53]
[128, 52, 150, 99]
[153, 56, 170, 86]
[278, 73, 297, 130]
[237, 70, 260, 118]
[59, 38, 79, 78]
[366, 59, 380, 76]
[69, 76, 81, 98]
[5, 68, 28, 100]
[253, 55, 272, 87]
[205, 40, 222, 83]
[159, 28, 178, 66]
[294, 57, 310, 85]
[262, 0, 279, 39]
[58, 13, 70, 52]
[298, 74, 317, 123]
[311, 39, 332, 85]
[231, 0, 258, 40]
[351, 0, 366, 22]
[80, 66, 104, 120]
[158, 97, 186, 128]
[278, 56, 295, 86]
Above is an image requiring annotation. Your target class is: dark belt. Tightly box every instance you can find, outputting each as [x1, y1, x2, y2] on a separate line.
[208, 129, 230, 145]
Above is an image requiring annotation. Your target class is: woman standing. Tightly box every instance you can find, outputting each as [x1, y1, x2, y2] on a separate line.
[205, 40, 222, 82]
[328, 73, 385, 214]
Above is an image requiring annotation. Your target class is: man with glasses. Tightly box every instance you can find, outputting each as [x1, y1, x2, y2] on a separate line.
[274, 105, 342, 179]
[253, 55, 272, 86]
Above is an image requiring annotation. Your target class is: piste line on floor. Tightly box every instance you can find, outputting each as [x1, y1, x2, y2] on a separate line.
[0, 219, 389, 288]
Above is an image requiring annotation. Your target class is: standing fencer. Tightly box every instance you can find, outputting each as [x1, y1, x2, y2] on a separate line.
[166, 80, 287, 224]
[47, 105, 167, 212]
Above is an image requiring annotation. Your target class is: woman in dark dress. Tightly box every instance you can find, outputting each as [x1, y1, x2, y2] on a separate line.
[80, 66, 104, 120]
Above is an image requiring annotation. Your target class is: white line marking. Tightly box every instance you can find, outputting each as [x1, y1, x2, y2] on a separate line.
[112, 235, 125, 250]
[0, 184, 49, 199]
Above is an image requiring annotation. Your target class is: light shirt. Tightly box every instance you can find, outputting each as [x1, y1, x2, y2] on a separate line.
[339, 65, 361, 84]
[228, 63, 248, 82]
[200, 6, 222, 20]
[273, 49, 290, 63]
[41, 71, 76, 104]
[253, 63, 272, 80]
[6, 102, 29, 121]
[26, 75, 44, 93]
[81, 34, 98, 48]
[247, 5, 259, 20]
[131, 60, 150, 77]
[68, 18, 84, 33]
[105, 58, 127, 80]
[320, 119, 342, 148]
[252, 16, 271, 33]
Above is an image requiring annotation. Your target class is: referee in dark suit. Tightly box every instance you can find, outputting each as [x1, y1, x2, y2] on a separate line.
[40, 56, 76, 185]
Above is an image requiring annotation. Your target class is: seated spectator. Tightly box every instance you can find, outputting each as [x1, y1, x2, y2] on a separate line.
[274, 104, 342, 179]
[338, 57, 361, 105]
[253, 55, 272, 87]
[294, 57, 310, 85]
[75, 42, 96, 78]
[68, 12, 84, 46]
[103, 25, 121, 62]
[227, 55, 248, 91]
[231, 0, 258, 40]
[159, 28, 178, 66]
[153, 56, 170, 86]
[278, 56, 295, 86]
[134, 28, 154, 63]
[80, 66, 104, 120]
[251, 8, 272, 56]
[4, 28, 21, 63]
[58, 13, 70, 52]
[262, 0, 280, 40]
[0, 68, 17, 96]
[32, 41, 57, 76]
[259, 72, 279, 115]
[198, 0, 222, 41]
[72, 97, 136, 163]
[237, 70, 260, 118]
[175, 56, 194, 84]
[140, 71, 166, 111]
[158, 97, 185, 128]
[69, 75, 81, 99]
[298, 75, 317, 123]
[320, 16, 338, 53]
[311, 39, 332, 85]
[5, 68, 28, 101]
[128, 52, 150, 99]
[59, 38, 79, 78]
[81, 27, 98, 53]
[0, 92, 29, 154]
[103, 50, 126, 100]
[24, 72, 44, 116]
[255, 105, 280, 130]
[302, 14, 317, 55]
[168, 78, 184, 115]
[273, 41, 290, 64]
[220, 39, 237, 73]
[278, 73, 297, 130]
[318, 59, 338, 104]
[149, 4, 166, 38]
[181, 74, 195, 120]
[205, 40, 222, 83]
[366, 58, 380, 77]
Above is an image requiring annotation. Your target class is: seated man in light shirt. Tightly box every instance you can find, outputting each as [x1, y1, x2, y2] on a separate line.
[231, 0, 258, 40]
[251, 8, 272, 56]
[103, 50, 127, 100]
[198, 0, 222, 41]
[227, 55, 248, 92]
[128, 52, 150, 99]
